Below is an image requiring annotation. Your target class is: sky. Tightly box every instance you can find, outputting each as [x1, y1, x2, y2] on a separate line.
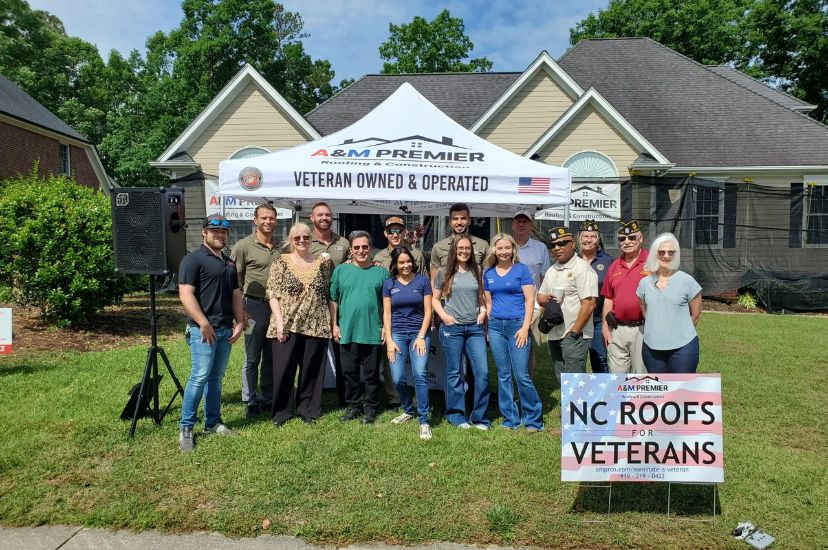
[27, 0, 608, 82]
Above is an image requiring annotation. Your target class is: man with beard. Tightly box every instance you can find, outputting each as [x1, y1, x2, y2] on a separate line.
[429, 203, 488, 279]
[537, 226, 597, 384]
[308, 202, 349, 265]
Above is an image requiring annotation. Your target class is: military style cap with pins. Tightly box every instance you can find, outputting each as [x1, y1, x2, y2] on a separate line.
[579, 220, 600, 233]
[618, 220, 641, 235]
[549, 226, 574, 241]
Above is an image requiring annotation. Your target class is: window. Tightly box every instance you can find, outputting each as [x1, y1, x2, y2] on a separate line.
[59, 144, 70, 175]
[694, 185, 724, 247]
[563, 151, 618, 178]
[230, 146, 269, 160]
[804, 181, 828, 246]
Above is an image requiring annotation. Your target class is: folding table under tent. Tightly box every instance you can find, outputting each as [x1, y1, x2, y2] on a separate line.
[218, 83, 571, 217]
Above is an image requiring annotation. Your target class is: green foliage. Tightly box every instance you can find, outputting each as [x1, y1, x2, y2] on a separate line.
[737, 291, 758, 309]
[379, 9, 492, 74]
[570, 0, 828, 122]
[484, 504, 520, 540]
[0, 170, 132, 326]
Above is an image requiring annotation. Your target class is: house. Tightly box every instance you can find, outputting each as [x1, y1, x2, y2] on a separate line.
[0, 72, 111, 190]
[153, 38, 828, 306]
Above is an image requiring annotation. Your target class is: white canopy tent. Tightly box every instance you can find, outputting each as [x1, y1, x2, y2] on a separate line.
[218, 83, 570, 217]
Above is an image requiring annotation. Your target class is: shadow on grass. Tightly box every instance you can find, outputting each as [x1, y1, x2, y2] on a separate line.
[0, 361, 62, 377]
[571, 482, 721, 517]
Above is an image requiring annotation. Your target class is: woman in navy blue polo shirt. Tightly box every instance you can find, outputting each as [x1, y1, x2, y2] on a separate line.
[483, 233, 543, 432]
[382, 247, 433, 440]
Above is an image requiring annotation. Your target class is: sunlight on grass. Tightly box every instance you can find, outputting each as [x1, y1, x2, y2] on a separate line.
[0, 312, 826, 548]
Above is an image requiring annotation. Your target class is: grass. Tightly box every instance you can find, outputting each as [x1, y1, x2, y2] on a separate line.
[0, 313, 826, 548]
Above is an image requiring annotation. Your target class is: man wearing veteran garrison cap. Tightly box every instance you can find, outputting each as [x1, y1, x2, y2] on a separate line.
[577, 220, 613, 374]
[537, 225, 598, 384]
[600, 219, 649, 374]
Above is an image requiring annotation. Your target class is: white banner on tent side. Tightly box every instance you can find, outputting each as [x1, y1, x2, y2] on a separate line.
[218, 83, 570, 216]
[204, 179, 293, 220]
[536, 182, 621, 221]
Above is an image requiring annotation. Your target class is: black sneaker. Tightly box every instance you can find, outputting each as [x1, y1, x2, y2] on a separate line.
[340, 408, 362, 422]
[361, 408, 377, 424]
[246, 404, 260, 419]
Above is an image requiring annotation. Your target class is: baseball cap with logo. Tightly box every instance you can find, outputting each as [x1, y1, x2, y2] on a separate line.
[384, 216, 405, 228]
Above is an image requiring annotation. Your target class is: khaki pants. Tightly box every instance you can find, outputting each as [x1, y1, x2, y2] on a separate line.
[527, 309, 543, 377]
[607, 325, 646, 374]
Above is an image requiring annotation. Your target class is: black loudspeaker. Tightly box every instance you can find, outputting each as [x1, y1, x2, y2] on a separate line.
[112, 187, 187, 275]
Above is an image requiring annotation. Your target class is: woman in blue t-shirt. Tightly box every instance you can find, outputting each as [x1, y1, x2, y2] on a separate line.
[382, 247, 434, 440]
[483, 233, 543, 431]
[636, 233, 703, 373]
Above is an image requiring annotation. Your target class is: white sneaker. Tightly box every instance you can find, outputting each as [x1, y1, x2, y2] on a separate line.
[419, 424, 433, 440]
[457, 422, 472, 429]
[391, 412, 414, 425]
[474, 423, 490, 431]
[205, 423, 236, 436]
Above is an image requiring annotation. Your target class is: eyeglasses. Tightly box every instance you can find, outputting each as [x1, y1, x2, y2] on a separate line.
[204, 218, 230, 229]
[352, 245, 371, 251]
[658, 250, 677, 257]
[292, 235, 311, 242]
[618, 235, 639, 242]
[386, 228, 404, 235]
[550, 240, 573, 249]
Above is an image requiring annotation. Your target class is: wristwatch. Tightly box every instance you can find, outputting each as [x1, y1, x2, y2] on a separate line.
[567, 330, 583, 339]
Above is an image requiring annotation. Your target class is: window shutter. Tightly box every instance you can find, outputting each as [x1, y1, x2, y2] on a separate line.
[723, 183, 737, 248]
[789, 183, 803, 248]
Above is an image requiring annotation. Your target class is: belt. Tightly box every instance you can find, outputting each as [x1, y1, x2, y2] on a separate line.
[616, 319, 644, 327]
[244, 295, 266, 302]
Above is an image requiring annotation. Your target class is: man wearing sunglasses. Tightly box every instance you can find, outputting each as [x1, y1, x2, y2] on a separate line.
[537, 226, 598, 384]
[231, 203, 280, 419]
[373, 216, 427, 273]
[177, 214, 245, 452]
[600, 220, 649, 374]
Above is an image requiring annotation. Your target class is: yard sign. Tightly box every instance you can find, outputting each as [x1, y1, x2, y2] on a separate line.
[561, 373, 723, 483]
[0, 308, 11, 354]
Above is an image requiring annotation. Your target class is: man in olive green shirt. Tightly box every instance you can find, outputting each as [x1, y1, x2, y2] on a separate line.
[429, 203, 488, 283]
[373, 216, 427, 274]
[231, 204, 280, 418]
[308, 201, 349, 265]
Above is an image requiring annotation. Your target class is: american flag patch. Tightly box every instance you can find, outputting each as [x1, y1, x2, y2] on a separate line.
[518, 177, 550, 194]
[561, 373, 723, 483]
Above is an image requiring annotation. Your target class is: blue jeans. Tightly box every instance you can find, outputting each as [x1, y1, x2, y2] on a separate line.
[439, 323, 490, 426]
[642, 336, 699, 373]
[180, 325, 232, 429]
[588, 318, 608, 374]
[389, 332, 431, 424]
[488, 318, 543, 430]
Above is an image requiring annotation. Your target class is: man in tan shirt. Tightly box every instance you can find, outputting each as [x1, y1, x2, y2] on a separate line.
[230, 204, 280, 418]
[308, 202, 349, 265]
[429, 203, 488, 282]
[373, 216, 427, 273]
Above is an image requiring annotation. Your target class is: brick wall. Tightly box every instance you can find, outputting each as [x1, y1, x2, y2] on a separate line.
[0, 121, 98, 189]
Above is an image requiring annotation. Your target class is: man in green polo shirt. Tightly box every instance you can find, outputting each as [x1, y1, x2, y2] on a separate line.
[231, 204, 281, 419]
[373, 216, 427, 273]
[429, 202, 488, 283]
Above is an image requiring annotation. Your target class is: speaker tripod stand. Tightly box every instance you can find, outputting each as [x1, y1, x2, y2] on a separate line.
[128, 275, 184, 437]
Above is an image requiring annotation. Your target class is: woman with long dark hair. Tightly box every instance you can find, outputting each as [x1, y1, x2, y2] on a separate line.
[382, 246, 433, 439]
[432, 235, 490, 430]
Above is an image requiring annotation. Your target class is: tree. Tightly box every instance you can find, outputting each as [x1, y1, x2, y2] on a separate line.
[379, 9, 492, 74]
[570, 0, 828, 122]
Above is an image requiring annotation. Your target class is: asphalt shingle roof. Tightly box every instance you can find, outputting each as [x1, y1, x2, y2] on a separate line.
[706, 65, 815, 112]
[305, 72, 520, 136]
[558, 38, 828, 166]
[0, 72, 87, 142]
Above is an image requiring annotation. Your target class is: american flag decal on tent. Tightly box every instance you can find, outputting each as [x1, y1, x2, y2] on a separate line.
[518, 177, 550, 194]
[560, 373, 723, 483]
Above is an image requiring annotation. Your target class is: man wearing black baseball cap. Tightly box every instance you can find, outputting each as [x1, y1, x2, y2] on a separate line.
[177, 214, 245, 452]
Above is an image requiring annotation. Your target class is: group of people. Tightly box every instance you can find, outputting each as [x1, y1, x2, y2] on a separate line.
[175, 201, 703, 453]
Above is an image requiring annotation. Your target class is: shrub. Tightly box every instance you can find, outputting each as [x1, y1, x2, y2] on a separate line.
[0, 170, 132, 326]
[736, 291, 758, 310]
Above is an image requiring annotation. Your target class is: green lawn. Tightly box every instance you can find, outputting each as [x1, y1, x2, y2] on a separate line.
[0, 312, 826, 549]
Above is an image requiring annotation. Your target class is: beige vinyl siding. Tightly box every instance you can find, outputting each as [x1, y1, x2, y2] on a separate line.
[477, 70, 575, 154]
[188, 81, 310, 176]
[536, 104, 639, 175]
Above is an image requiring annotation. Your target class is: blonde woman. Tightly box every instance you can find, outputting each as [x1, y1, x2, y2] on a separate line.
[483, 234, 543, 431]
[266, 223, 334, 425]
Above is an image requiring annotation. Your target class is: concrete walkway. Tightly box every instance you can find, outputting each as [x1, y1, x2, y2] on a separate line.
[0, 526, 523, 550]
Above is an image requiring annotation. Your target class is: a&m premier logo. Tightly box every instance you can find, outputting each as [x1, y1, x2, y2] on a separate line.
[239, 166, 263, 191]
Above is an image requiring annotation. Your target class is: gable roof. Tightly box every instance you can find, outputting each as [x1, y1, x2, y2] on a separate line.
[305, 72, 520, 136]
[526, 87, 670, 164]
[0, 72, 88, 142]
[558, 37, 828, 167]
[706, 65, 816, 112]
[155, 64, 320, 163]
